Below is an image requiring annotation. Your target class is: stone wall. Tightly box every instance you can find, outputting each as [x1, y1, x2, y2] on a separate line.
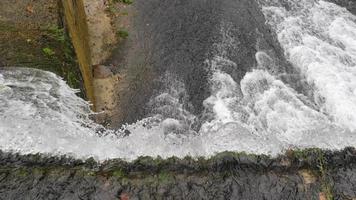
[0, 148, 355, 199]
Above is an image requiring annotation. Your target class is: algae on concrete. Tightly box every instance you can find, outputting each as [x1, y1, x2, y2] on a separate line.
[1, 148, 355, 199]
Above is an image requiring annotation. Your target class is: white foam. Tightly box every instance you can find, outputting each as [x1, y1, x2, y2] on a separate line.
[262, 0, 356, 131]
[200, 56, 354, 154]
[202, 57, 241, 132]
[1, 0, 356, 161]
[0, 68, 204, 161]
[200, 16, 356, 156]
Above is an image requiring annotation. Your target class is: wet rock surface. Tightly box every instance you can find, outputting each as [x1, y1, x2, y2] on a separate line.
[0, 148, 355, 199]
[332, 166, 356, 199]
[107, 0, 293, 127]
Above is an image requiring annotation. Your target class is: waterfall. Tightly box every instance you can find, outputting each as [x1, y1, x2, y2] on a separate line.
[1, 0, 356, 161]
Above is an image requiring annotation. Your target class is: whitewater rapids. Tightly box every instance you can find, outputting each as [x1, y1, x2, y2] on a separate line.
[1, 0, 356, 161]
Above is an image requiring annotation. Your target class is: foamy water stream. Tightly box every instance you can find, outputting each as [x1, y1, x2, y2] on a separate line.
[1, 0, 356, 161]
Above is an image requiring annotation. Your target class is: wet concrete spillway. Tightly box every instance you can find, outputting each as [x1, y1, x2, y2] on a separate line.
[1, 0, 356, 199]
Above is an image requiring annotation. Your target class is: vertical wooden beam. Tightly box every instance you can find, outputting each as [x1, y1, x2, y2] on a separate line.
[60, 0, 96, 110]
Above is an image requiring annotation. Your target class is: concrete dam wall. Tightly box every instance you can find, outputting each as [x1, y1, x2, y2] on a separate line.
[1, 0, 356, 199]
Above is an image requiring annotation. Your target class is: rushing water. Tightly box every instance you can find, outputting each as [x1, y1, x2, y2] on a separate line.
[1, 0, 356, 161]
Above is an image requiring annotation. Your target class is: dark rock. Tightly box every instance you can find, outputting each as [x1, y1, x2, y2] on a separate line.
[0, 59, 4, 68]
[0, 148, 355, 199]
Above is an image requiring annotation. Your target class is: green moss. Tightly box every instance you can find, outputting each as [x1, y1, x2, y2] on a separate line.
[32, 167, 46, 176]
[135, 156, 162, 166]
[66, 71, 80, 90]
[321, 183, 334, 200]
[0, 22, 17, 32]
[288, 148, 324, 163]
[107, 0, 133, 15]
[112, 169, 126, 179]
[46, 25, 65, 43]
[117, 30, 129, 39]
[113, 0, 133, 5]
[289, 149, 334, 199]
[317, 152, 334, 200]
[106, 5, 118, 14]
[0, 148, 347, 200]
[86, 171, 96, 177]
[121, 11, 129, 16]
[209, 151, 269, 163]
[15, 168, 29, 177]
[42, 47, 55, 56]
[158, 171, 173, 183]
[0, 22, 84, 97]
[106, 0, 133, 15]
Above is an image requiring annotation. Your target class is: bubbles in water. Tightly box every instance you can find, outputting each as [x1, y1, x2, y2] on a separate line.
[1, 0, 356, 161]
[261, 0, 356, 131]
[0, 68, 204, 161]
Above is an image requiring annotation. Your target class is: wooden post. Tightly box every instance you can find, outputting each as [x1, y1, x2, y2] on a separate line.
[60, 0, 96, 111]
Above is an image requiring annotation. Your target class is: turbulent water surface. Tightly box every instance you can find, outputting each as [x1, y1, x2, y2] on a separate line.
[1, 0, 356, 161]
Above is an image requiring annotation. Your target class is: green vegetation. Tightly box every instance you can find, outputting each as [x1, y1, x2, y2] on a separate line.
[107, 0, 133, 14]
[117, 30, 129, 39]
[106, 4, 118, 14]
[113, 0, 134, 5]
[0, 22, 84, 97]
[0, 148, 352, 199]
[15, 168, 29, 177]
[46, 25, 65, 43]
[42, 47, 55, 56]
[158, 171, 174, 183]
[317, 151, 334, 200]
[45, 25, 77, 63]
[112, 169, 126, 179]
[291, 148, 334, 200]
[43, 25, 83, 94]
